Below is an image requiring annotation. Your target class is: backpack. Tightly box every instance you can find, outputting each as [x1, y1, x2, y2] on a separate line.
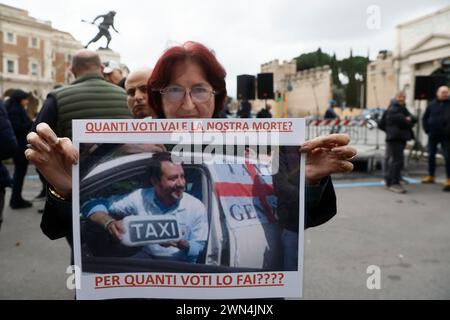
[377, 111, 387, 132]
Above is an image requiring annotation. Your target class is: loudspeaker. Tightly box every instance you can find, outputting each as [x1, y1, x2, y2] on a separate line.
[257, 73, 274, 100]
[237, 75, 256, 100]
[414, 76, 448, 100]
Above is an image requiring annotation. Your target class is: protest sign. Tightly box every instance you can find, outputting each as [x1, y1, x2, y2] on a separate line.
[72, 118, 305, 299]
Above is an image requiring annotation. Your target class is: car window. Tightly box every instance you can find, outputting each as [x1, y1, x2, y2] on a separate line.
[82, 164, 206, 204]
[80, 156, 211, 265]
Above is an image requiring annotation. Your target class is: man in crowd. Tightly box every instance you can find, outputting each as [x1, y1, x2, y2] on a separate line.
[324, 100, 339, 120]
[256, 104, 272, 118]
[422, 86, 450, 192]
[125, 67, 156, 118]
[5, 90, 33, 209]
[33, 50, 131, 140]
[81, 152, 208, 263]
[103, 60, 125, 86]
[0, 98, 18, 228]
[238, 100, 252, 118]
[382, 92, 416, 194]
[30, 49, 131, 242]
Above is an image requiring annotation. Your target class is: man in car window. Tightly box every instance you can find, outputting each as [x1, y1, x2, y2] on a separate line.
[81, 152, 208, 263]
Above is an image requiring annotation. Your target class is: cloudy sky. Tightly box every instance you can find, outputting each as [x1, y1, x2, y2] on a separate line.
[3, 0, 449, 97]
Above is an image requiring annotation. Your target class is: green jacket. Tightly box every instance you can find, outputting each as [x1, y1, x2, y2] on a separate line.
[50, 73, 131, 138]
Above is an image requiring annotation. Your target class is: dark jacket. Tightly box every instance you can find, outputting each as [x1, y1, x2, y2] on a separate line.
[384, 102, 416, 142]
[49, 73, 131, 139]
[0, 100, 18, 188]
[39, 74, 130, 239]
[238, 101, 252, 118]
[273, 146, 336, 232]
[256, 108, 272, 118]
[5, 90, 32, 148]
[324, 107, 338, 119]
[422, 98, 450, 137]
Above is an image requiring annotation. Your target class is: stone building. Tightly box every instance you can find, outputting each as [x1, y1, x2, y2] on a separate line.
[0, 3, 83, 105]
[254, 59, 332, 117]
[394, 5, 450, 107]
[366, 50, 397, 109]
[366, 5, 450, 110]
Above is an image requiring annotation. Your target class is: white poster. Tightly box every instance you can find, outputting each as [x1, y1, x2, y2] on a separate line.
[72, 118, 305, 300]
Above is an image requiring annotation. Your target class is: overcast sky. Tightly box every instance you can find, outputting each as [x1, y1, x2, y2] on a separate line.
[3, 0, 449, 97]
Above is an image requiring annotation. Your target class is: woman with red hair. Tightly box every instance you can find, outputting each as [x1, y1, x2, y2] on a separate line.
[26, 41, 356, 245]
[148, 41, 227, 119]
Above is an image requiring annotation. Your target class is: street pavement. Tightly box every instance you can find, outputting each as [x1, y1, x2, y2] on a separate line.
[0, 161, 449, 300]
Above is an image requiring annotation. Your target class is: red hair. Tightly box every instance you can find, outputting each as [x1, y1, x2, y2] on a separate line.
[148, 41, 227, 118]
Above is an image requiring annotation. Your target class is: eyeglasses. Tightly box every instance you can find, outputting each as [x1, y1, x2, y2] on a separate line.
[126, 85, 148, 97]
[158, 85, 216, 103]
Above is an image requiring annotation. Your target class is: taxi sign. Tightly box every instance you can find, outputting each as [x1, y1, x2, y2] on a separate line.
[121, 215, 181, 247]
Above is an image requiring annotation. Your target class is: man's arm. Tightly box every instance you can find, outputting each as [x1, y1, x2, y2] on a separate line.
[92, 15, 105, 23]
[111, 23, 119, 33]
[422, 104, 431, 134]
[89, 211, 125, 240]
[32, 95, 58, 132]
[81, 191, 140, 240]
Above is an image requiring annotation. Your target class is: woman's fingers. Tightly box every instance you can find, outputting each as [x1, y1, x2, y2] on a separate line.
[24, 148, 49, 164]
[59, 138, 79, 165]
[331, 146, 357, 160]
[36, 122, 58, 146]
[338, 160, 354, 173]
[301, 134, 350, 152]
[26, 132, 51, 153]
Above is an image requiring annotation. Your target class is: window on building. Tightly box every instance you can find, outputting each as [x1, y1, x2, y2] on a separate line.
[5, 32, 16, 44]
[30, 37, 39, 48]
[31, 63, 39, 76]
[7, 60, 16, 73]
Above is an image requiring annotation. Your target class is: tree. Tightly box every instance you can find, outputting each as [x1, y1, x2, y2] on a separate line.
[294, 48, 371, 108]
[295, 48, 332, 71]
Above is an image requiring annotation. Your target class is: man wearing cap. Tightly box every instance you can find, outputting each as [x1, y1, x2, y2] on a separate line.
[103, 61, 125, 86]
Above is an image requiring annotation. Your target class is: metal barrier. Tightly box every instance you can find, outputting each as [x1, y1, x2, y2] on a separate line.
[306, 118, 382, 146]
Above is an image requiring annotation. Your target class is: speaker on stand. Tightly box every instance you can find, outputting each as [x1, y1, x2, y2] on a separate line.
[236, 75, 255, 118]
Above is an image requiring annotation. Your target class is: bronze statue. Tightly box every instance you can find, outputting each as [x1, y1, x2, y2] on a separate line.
[83, 11, 119, 50]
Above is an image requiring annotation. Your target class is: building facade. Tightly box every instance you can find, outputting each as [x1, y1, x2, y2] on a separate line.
[394, 5, 450, 108]
[366, 50, 397, 109]
[255, 59, 332, 117]
[0, 3, 83, 105]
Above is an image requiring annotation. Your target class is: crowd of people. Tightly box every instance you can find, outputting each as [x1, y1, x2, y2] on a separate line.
[0, 42, 356, 270]
[0, 41, 448, 269]
[378, 86, 450, 194]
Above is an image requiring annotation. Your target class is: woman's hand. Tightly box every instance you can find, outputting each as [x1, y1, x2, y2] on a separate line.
[300, 134, 357, 185]
[25, 123, 78, 198]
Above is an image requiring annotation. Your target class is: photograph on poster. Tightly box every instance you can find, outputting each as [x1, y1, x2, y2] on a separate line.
[78, 144, 300, 274]
[72, 118, 305, 299]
